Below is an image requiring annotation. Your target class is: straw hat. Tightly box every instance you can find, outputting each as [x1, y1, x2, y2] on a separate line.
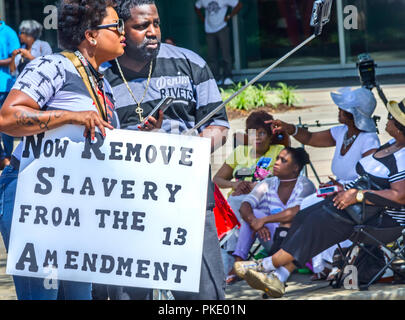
[388, 99, 405, 127]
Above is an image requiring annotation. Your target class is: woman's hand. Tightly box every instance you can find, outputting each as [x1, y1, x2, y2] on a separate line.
[256, 226, 271, 242]
[12, 49, 20, 58]
[250, 216, 266, 232]
[72, 111, 114, 141]
[231, 181, 256, 196]
[333, 188, 358, 210]
[18, 49, 35, 61]
[265, 119, 295, 136]
[319, 176, 344, 190]
[138, 110, 163, 132]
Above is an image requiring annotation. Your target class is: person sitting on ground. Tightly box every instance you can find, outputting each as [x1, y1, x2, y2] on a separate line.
[269, 87, 380, 280]
[234, 104, 405, 299]
[10, 20, 53, 75]
[227, 147, 315, 284]
[213, 110, 286, 278]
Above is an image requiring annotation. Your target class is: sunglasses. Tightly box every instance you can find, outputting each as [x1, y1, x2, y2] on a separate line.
[96, 19, 125, 35]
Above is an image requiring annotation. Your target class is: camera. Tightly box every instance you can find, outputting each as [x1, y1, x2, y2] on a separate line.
[357, 53, 377, 90]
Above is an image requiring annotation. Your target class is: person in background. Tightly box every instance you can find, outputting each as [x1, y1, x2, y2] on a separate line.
[0, 20, 20, 169]
[234, 104, 405, 299]
[194, 0, 242, 85]
[164, 37, 176, 46]
[10, 20, 53, 76]
[0, 0, 125, 299]
[269, 87, 380, 280]
[213, 110, 286, 282]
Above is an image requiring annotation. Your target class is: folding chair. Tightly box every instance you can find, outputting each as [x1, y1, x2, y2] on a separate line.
[330, 192, 405, 291]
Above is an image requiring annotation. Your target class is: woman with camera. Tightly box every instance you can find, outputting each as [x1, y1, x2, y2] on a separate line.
[269, 87, 381, 280]
[0, 0, 126, 299]
[235, 102, 405, 298]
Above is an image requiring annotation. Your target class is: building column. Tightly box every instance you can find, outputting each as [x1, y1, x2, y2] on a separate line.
[0, 0, 5, 21]
[232, 15, 241, 71]
[337, 0, 347, 65]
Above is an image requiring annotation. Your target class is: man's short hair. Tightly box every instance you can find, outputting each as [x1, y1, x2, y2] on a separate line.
[115, 0, 156, 21]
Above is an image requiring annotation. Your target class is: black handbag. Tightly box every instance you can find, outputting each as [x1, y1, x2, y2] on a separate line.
[344, 174, 383, 224]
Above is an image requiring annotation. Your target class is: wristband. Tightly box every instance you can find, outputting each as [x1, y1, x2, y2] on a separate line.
[291, 125, 299, 136]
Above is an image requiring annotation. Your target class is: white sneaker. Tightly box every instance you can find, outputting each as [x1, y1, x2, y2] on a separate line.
[223, 77, 234, 85]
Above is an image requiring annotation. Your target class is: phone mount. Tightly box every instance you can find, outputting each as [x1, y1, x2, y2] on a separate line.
[310, 0, 334, 36]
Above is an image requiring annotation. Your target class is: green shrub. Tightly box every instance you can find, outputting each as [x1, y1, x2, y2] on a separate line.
[220, 81, 299, 110]
[220, 81, 273, 111]
[275, 82, 300, 106]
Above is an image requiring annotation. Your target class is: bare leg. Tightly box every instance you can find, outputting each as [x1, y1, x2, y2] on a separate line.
[271, 249, 296, 273]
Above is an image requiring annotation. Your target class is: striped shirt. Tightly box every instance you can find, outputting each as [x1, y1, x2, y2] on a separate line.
[103, 43, 229, 133]
[243, 175, 316, 213]
[11, 53, 119, 162]
[345, 139, 405, 225]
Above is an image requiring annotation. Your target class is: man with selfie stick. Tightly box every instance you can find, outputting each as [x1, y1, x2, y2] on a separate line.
[103, 0, 229, 300]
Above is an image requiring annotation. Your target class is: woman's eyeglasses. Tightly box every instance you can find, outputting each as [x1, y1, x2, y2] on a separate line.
[96, 19, 125, 35]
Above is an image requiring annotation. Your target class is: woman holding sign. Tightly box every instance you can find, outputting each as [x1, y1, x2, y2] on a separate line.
[0, 0, 126, 299]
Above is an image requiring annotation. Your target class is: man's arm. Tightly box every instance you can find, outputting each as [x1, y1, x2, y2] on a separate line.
[195, 7, 205, 23]
[225, 2, 243, 22]
[200, 125, 228, 153]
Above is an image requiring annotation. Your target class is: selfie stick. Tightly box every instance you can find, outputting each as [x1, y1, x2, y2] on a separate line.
[185, 0, 334, 136]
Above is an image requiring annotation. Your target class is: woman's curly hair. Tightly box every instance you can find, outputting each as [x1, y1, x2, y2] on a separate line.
[58, 0, 116, 50]
[245, 110, 274, 137]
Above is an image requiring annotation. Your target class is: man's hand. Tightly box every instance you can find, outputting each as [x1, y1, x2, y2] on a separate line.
[138, 110, 163, 132]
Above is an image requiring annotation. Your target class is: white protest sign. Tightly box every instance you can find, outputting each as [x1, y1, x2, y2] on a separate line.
[6, 125, 211, 293]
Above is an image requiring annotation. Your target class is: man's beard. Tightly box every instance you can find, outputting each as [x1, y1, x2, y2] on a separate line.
[126, 38, 161, 62]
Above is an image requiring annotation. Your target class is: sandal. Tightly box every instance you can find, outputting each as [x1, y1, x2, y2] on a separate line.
[226, 274, 242, 285]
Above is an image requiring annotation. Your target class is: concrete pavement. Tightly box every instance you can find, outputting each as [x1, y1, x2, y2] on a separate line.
[0, 83, 405, 300]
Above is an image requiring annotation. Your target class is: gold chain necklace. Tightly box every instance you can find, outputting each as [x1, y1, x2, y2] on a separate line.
[114, 58, 153, 122]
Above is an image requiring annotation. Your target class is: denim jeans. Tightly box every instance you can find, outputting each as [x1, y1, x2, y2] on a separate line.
[0, 165, 92, 300]
[0, 93, 14, 159]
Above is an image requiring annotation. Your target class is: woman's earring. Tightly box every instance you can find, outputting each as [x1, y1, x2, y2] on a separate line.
[91, 39, 97, 46]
